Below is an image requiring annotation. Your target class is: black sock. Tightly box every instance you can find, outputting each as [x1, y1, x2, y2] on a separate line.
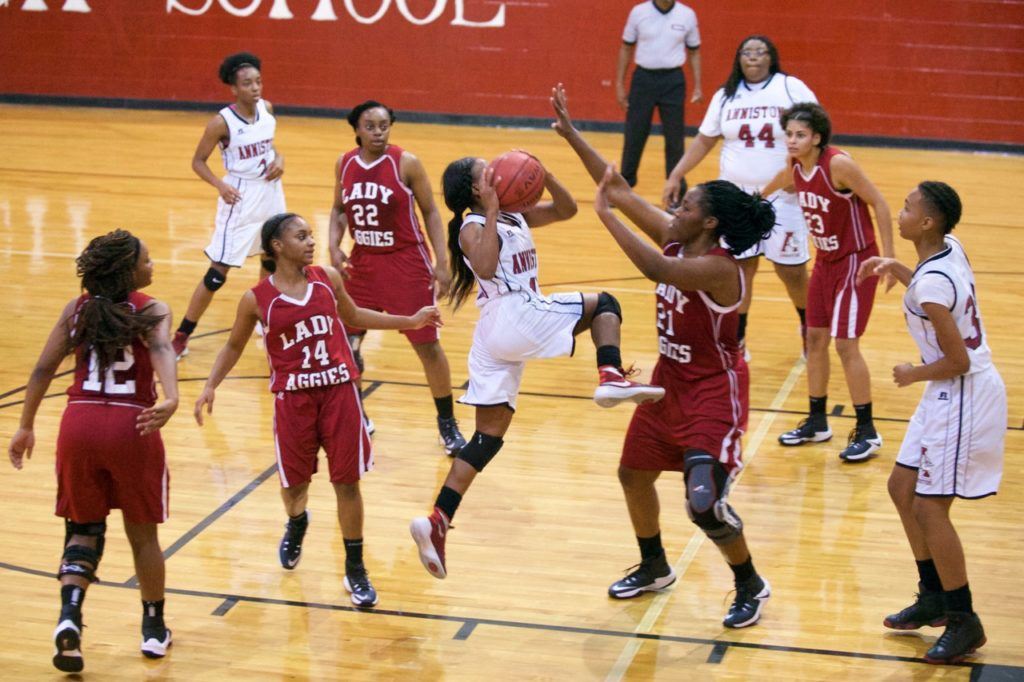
[177, 318, 197, 336]
[288, 510, 308, 528]
[434, 395, 455, 420]
[435, 485, 462, 523]
[343, 538, 364, 569]
[142, 599, 165, 629]
[636, 533, 665, 563]
[737, 313, 748, 343]
[729, 557, 756, 585]
[854, 403, 874, 430]
[809, 395, 827, 418]
[943, 583, 973, 613]
[59, 584, 85, 621]
[916, 559, 942, 593]
[596, 345, 622, 369]
[796, 307, 806, 325]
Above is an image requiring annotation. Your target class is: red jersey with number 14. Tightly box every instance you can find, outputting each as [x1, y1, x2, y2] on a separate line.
[253, 266, 360, 393]
[339, 144, 429, 256]
[66, 291, 158, 408]
[791, 146, 876, 262]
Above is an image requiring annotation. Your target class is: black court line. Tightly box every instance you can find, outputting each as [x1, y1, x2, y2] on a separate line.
[0, 560, 1014, 675]
[453, 620, 478, 640]
[211, 598, 238, 617]
[123, 464, 278, 587]
[706, 641, 729, 664]
[360, 381, 383, 400]
[830, 404, 845, 417]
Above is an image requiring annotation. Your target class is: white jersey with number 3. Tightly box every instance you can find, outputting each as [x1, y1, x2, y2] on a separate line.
[699, 74, 817, 189]
[218, 99, 277, 180]
[462, 211, 543, 307]
[903, 235, 992, 373]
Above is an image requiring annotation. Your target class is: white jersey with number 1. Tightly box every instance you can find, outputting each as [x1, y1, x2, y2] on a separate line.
[219, 99, 277, 180]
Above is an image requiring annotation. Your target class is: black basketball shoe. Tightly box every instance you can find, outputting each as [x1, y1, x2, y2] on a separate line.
[279, 510, 309, 570]
[437, 416, 467, 456]
[883, 585, 947, 630]
[607, 555, 676, 599]
[52, 615, 83, 673]
[723, 575, 771, 628]
[778, 416, 831, 446]
[924, 611, 986, 664]
[839, 426, 882, 462]
[343, 565, 379, 608]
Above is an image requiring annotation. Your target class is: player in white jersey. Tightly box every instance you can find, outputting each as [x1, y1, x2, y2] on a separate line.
[409, 156, 665, 580]
[172, 52, 287, 359]
[663, 36, 816, 357]
[858, 182, 1006, 664]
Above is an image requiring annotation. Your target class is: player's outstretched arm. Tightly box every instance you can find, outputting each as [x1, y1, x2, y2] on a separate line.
[325, 266, 443, 332]
[857, 257, 912, 288]
[194, 292, 259, 425]
[8, 299, 75, 469]
[138, 300, 179, 436]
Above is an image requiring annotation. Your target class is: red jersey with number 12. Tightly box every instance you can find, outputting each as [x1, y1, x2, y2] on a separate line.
[66, 291, 158, 408]
[791, 146, 876, 262]
[339, 144, 428, 256]
[253, 266, 360, 392]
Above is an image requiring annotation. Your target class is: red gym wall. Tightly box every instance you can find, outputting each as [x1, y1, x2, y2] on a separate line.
[1, 0, 1022, 146]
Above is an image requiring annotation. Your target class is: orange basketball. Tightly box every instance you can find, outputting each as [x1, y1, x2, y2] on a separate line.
[488, 150, 545, 213]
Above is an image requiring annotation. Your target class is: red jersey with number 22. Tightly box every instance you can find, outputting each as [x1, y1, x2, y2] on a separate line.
[253, 266, 360, 393]
[791, 146, 876, 262]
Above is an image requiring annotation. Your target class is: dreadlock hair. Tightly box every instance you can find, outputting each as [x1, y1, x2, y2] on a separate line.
[346, 100, 396, 147]
[69, 230, 164, 374]
[722, 35, 781, 100]
[442, 157, 479, 310]
[219, 52, 261, 85]
[781, 102, 831, 149]
[696, 180, 777, 256]
[260, 212, 300, 273]
[917, 181, 962, 234]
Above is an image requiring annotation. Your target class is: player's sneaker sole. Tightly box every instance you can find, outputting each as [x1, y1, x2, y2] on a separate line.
[778, 428, 832, 446]
[409, 517, 446, 579]
[593, 383, 666, 408]
[53, 619, 83, 673]
[141, 628, 172, 659]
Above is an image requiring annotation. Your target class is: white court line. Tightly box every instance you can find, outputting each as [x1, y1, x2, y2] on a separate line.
[604, 358, 807, 681]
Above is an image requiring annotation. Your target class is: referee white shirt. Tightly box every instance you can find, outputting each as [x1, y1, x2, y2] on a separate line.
[623, 1, 701, 69]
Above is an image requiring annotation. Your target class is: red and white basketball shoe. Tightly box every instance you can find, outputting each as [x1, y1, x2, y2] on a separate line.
[593, 366, 665, 408]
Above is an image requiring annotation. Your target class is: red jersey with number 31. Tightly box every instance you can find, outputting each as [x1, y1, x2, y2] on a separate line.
[66, 291, 158, 407]
[252, 266, 360, 393]
[339, 144, 427, 255]
[791, 146, 876, 262]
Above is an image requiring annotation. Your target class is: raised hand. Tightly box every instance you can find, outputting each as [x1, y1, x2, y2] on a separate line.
[476, 166, 500, 214]
[550, 83, 576, 139]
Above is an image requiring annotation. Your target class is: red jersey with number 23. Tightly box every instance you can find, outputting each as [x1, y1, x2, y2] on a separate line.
[791, 146, 876, 262]
[66, 291, 158, 408]
[253, 266, 360, 393]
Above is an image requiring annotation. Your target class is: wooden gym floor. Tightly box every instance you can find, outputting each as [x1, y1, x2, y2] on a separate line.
[0, 104, 1021, 679]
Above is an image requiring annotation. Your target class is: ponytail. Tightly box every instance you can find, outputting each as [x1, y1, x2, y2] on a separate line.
[441, 158, 478, 310]
[697, 180, 776, 256]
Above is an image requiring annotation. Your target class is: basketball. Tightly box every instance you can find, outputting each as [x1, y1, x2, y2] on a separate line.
[488, 150, 546, 213]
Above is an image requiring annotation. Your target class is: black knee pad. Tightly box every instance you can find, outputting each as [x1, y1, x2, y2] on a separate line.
[203, 267, 227, 292]
[347, 334, 365, 373]
[594, 291, 622, 321]
[455, 431, 504, 472]
[65, 519, 106, 561]
[684, 452, 743, 547]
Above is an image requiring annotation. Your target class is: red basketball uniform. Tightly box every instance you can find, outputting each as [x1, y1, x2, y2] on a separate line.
[620, 245, 749, 474]
[253, 266, 372, 486]
[56, 291, 169, 524]
[792, 146, 880, 338]
[338, 145, 438, 344]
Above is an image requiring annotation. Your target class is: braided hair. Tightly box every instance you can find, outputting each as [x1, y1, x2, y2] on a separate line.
[781, 102, 831, 149]
[219, 52, 261, 85]
[442, 158, 479, 310]
[69, 230, 164, 373]
[696, 180, 777, 255]
[260, 212, 300, 273]
[722, 35, 782, 100]
[917, 181, 962, 234]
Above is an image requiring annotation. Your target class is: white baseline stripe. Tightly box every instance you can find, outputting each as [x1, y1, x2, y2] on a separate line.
[604, 358, 806, 681]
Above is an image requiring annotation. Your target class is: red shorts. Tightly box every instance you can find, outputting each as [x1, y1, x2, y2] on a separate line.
[620, 363, 749, 474]
[806, 244, 879, 339]
[345, 246, 438, 345]
[55, 401, 168, 524]
[272, 382, 372, 486]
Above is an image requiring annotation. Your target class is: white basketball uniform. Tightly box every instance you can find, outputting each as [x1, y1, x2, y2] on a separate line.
[459, 211, 584, 410]
[205, 99, 287, 267]
[699, 74, 817, 264]
[896, 235, 1006, 498]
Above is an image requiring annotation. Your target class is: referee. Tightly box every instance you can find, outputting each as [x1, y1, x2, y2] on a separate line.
[616, 0, 703, 195]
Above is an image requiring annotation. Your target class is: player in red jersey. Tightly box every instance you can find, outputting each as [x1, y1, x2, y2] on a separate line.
[763, 102, 894, 463]
[195, 212, 440, 608]
[8, 230, 178, 672]
[551, 84, 776, 628]
[329, 100, 466, 455]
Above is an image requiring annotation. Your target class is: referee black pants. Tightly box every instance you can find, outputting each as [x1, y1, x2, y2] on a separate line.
[620, 66, 687, 195]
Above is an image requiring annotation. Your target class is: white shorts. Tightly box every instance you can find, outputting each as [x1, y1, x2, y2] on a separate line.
[460, 292, 584, 410]
[896, 367, 1006, 499]
[735, 189, 809, 265]
[205, 175, 286, 267]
